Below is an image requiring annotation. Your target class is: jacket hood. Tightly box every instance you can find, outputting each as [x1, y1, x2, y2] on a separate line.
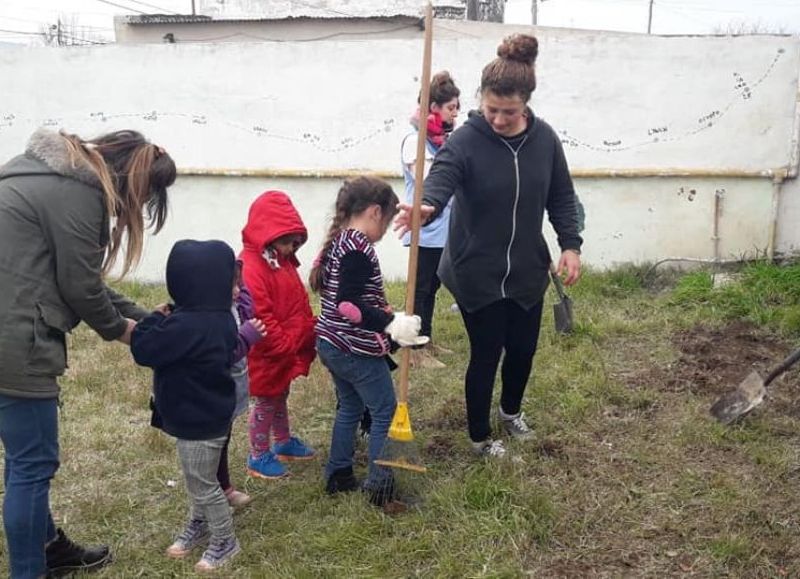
[167, 239, 235, 311]
[242, 190, 308, 251]
[0, 128, 102, 189]
[464, 108, 537, 141]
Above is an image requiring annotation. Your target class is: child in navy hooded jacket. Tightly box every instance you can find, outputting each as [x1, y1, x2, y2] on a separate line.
[131, 239, 241, 573]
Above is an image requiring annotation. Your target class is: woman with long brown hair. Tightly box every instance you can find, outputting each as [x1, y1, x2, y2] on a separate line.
[0, 128, 176, 578]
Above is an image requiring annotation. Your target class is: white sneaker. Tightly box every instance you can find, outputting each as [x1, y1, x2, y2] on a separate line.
[166, 519, 209, 559]
[225, 489, 252, 508]
[195, 537, 241, 573]
[472, 438, 506, 458]
[499, 409, 534, 441]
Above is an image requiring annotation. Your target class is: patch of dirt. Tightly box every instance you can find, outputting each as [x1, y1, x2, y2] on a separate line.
[537, 438, 567, 459]
[420, 396, 466, 431]
[424, 434, 456, 459]
[540, 560, 607, 578]
[643, 321, 790, 395]
[382, 500, 409, 516]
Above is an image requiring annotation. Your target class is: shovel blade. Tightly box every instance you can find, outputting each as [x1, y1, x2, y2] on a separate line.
[710, 371, 766, 424]
[553, 295, 574, 335]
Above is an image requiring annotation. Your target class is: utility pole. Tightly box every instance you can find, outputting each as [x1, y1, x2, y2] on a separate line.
[647, 0, 654, 34]
[57, 17, 63, 46]
[191, 0, 196, 16]
[532, 0, 547, 26]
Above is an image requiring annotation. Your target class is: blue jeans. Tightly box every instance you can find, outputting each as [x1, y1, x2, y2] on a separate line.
[0, 394, 59, 579]
[317, 339, 397, 490]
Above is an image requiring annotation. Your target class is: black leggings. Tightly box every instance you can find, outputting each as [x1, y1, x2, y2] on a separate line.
[216, 427, 232, 492]
[414, 247, 444, 340]
[459, 299, 544, 442]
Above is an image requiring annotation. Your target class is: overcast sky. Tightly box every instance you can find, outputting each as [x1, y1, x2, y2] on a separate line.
[1, 0, 799, 44]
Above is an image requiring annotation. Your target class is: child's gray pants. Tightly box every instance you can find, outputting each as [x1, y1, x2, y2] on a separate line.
[176, 436, 234, 542]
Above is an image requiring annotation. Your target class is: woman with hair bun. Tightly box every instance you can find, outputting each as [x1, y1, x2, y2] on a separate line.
[395, 34, 583, 458]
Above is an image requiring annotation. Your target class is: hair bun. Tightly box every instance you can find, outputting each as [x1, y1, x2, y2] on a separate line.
[431, 71, 454, 86]
[497, 34, 538, 65]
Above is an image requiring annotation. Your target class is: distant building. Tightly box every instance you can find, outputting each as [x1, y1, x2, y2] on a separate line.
[466, 0, 505, 23]
[114, 0, 469, 44]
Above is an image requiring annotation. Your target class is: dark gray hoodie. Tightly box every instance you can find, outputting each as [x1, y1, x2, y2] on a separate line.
[0, 129, 147, 398]
[423, 110, 583, 313]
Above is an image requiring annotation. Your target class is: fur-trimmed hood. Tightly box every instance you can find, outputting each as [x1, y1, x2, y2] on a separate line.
[0, 128, 102, 190]
[0, 129, 144, 400]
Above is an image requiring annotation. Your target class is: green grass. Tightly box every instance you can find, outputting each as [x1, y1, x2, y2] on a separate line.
[670, 262, 800, 336]
[3, 261, 800, 577]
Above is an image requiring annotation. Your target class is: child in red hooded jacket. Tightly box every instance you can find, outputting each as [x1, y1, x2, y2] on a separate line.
[240, 191, 317, 479]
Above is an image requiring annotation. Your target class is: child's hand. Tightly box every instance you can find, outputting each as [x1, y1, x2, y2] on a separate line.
[155, 303, 172, 316]
[249, 318, 267, 338]
[239, 318, 267, 348]
[118, 318, 136, 345]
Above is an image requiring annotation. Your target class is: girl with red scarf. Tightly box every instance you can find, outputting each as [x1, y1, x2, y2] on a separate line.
[400, 71, 461, 369]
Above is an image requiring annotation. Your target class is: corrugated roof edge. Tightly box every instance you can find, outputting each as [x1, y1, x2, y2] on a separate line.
[122, 4, 464, 25]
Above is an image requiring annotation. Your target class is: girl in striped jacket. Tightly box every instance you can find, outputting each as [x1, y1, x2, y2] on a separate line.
[309, 176, 427, 507]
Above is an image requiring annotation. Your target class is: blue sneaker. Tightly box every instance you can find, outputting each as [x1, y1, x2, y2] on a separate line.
[273, 436, 316, 462]
[247, 451, 287, 479]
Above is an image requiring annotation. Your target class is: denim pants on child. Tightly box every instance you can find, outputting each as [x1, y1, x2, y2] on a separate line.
[317, 339, 397, 492]
[0, 394, 59, 579]
[176, 436, 234, 543]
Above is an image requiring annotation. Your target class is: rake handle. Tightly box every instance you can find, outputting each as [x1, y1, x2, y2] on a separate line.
[764, 346, 800, 387]
[398, 3, 434, 405]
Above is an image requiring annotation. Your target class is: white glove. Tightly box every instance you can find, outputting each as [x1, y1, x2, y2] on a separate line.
[385, 312, 430, 347]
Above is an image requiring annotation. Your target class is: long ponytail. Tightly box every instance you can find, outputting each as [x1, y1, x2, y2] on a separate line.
[308, 176, 399, 293]
[60, 130, 176, 278]
[308, 208, 347, 293]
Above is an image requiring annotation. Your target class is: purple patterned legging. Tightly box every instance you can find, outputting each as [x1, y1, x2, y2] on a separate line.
[248, 392, 290, 457]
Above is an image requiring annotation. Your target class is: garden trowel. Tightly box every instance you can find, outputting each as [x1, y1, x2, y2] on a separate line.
[710, 346, 800, 424]
[549, 263, 574, 335]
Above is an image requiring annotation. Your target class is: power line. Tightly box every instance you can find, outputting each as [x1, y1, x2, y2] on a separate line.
[0, 28, 41, 36]
[0, 15, 49, 24]
[435, 22, 483, 38]
[60, 33, 108, 45]
[0, 15, 114, 32]
[123, 0, 182, 14]
[0, 27, 108, 45]
[2, 1, 118, 17]
[94, 0, 150, 15]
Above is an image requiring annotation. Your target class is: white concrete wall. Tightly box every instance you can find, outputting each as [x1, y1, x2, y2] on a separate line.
[146, 175, 782, 284]
[778, 175, 800, 255]
[141, 176, 408, 282]
[0, 23, 798, 281]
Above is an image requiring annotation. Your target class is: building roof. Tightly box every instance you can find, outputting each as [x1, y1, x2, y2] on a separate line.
[124, 15, 214, 25]
[122, 1, 465, 25]
[191, 0, 463, 21]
